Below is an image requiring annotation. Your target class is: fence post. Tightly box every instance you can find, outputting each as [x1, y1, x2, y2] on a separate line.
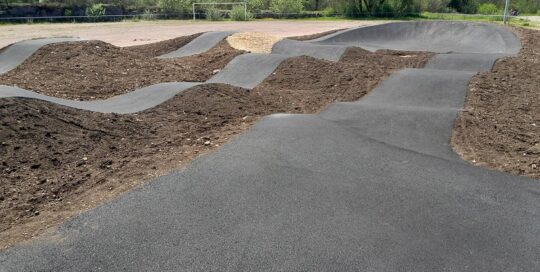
[503, 0, 510, 24]
[193, 3, 196, 20]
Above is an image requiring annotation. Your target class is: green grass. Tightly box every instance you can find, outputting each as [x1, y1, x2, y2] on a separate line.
[1, 12, 538, 29]
[420, 12, 504, 22]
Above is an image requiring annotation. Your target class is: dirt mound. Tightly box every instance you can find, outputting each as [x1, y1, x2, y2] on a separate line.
[452, 27, 540, 180]
[254, 48, 432, 113]
[0, 47, 431, 249]
[0, 39, 243, 100]
[123, 33, 202, 57]
[226, 32, 282, 53]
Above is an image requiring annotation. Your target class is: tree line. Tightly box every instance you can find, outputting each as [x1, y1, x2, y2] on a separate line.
[2, 0, 539, 16]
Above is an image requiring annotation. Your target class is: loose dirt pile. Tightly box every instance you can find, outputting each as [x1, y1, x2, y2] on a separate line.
[0, 46, 431, 249]
[123, 33, 201, 57]
[0, 39, 243, 100]
[452, 27, 540, 180]
[254, 48, 431, 112]
[226, 32, 283, 53]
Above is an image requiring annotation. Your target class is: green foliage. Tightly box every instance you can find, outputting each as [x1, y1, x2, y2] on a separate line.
[247, 0, 266, 12]
[205, 6, 223, 20]
[5, 0, 540, 20]
[270, 0, 304, 13]
[85, 3, 105, 16]
[343, 0, 362, 17]
[230, 5, 253, 20]
[425, 0, 452, 12]
[321, 6, 335, 16]
[158, 0, 191, 13]
[141, 9, 156, 19]
[477, 3, 498, 14]
[448, 0, 478, 13]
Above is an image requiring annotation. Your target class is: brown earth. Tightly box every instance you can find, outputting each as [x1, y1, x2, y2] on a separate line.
[0, 39, 243, 100]
[0, 47, 431, 249]
[123, 33, 201, 57]
[452, 27, 540, 180]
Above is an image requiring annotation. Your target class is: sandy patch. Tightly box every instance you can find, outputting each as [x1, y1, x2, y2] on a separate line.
[226, 32, 282, 53]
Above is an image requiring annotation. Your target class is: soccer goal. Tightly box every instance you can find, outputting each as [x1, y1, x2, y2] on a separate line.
[192, 1, 247, 20]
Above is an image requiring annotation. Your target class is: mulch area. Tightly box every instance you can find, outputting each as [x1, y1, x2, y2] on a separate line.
[452, 27, 539, 180]
[0, 37, 243, 100]
[0, 44, 431, 249]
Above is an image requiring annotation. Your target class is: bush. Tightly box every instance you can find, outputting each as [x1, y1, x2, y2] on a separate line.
[477, 3, 498, 14]
[86, 3, 105, 17]
[321, 6, 335, 17]
[158, 0, 191, 13]
[205, 7, 223, 20]
[230, 5, 253, 20]
[270, 0, 304, 14]
[141, 9, 156, 20]
[248, 0, 266, 13]
[426, 0, 453, 13]
[448, 0, 478, 14]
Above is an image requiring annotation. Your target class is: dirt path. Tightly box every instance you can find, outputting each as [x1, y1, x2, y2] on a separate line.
[0, 20, 385, 49]
[452, 27, 540, 180]
[0, 46, 431, 249]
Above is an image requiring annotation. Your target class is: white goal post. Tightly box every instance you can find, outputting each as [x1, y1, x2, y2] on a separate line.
[192, 1, 248, 20]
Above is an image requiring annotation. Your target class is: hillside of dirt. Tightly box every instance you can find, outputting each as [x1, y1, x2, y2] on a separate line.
[0, 39, 243, 100]
[0, 48, 431, 249]
[452, 27, 539, 180]
[123, 33, 202, 57]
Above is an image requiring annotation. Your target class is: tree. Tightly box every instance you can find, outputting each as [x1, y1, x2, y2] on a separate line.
[448, 0, 478, 13]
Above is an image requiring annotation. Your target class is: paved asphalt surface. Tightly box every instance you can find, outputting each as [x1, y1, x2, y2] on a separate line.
[0, 37, 81, 74]
[158, 31, 236, 58]
[1, 21, 539, 271]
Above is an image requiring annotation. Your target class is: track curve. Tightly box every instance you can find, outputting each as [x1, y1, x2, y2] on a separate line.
[0, 37, 82, 74]
[312, 21, 521, 54]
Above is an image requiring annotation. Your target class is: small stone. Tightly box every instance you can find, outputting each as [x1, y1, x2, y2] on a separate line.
[204, 141, 211, 146]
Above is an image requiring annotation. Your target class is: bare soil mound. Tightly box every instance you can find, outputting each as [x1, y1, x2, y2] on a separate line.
[0, 40, 243, 100]
[123, 33, 202, 57]
[0, 48, 431, 249]
[452, 27, 539, 180]
[254, 48, 432, 112]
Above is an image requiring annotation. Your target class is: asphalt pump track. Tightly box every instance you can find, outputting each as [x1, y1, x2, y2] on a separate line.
[0, 21, 538, 271]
